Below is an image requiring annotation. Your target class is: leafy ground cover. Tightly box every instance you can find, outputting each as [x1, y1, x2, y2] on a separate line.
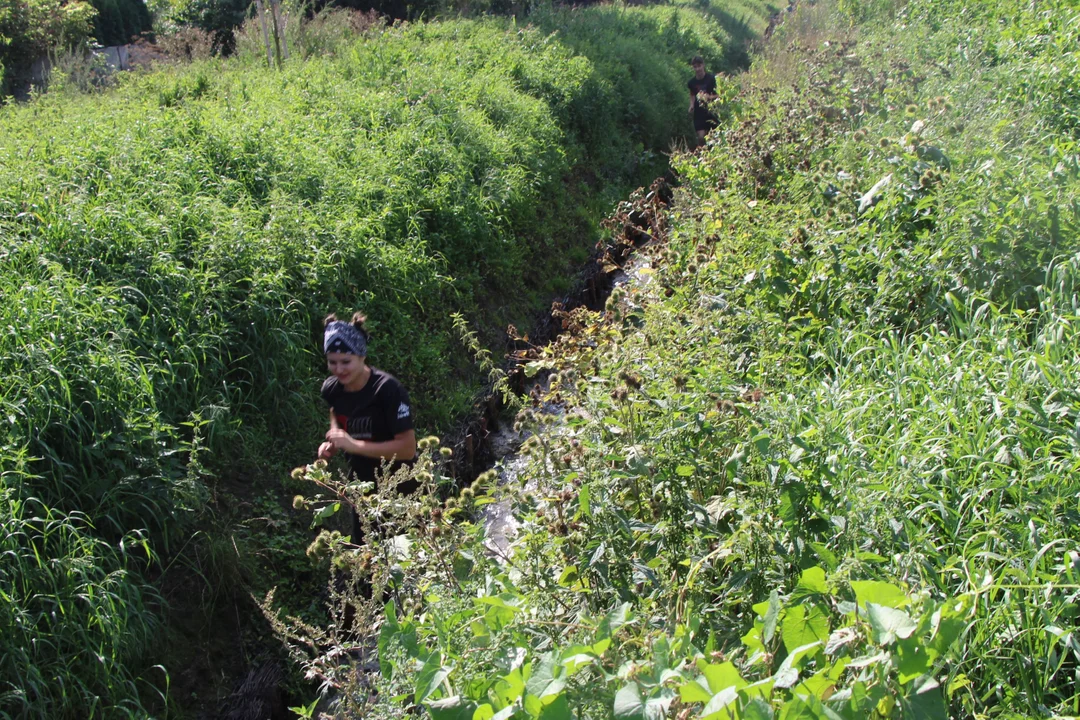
[284, 0, 1080, 717]
[0, 1, 778, 715]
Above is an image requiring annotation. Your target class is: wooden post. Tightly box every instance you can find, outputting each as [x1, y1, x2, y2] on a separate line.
[255, 0, 273, 68]
[269, 0, 288, 66]
[273, 0, 289, 61]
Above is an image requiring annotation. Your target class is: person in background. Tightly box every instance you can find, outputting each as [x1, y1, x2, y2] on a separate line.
[687, 55, 719, 146]
[318, 311, 417, 543]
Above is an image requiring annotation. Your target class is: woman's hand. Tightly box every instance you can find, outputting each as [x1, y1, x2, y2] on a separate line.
[323, 407, 356, 455]
[326, 426, 358, 452]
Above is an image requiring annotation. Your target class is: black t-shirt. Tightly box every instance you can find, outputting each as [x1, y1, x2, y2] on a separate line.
[688, 72, 717, 110]
[321, 367, 414, 483]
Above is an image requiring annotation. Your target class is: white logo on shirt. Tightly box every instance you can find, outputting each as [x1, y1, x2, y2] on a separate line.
[397, 402, 411, 419]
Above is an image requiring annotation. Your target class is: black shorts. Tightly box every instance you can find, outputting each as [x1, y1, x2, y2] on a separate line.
[693, 108, 719, 133]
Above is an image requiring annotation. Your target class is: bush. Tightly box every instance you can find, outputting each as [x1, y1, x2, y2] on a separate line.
[0, 0, 97, 93]
[267, 0, 1080, 717]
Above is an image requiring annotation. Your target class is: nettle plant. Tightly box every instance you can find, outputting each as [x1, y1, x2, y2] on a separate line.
[268, 405, 971, 719]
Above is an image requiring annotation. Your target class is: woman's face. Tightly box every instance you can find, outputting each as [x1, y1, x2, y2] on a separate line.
[327, 352, 367, 389]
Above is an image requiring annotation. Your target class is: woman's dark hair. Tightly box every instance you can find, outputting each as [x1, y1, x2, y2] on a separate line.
[323, 311, 371, 341]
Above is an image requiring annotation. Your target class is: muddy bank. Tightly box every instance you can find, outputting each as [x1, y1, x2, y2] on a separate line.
[443, 175, 675, 481]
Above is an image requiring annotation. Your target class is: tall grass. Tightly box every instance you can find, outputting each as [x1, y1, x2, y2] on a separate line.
[0, 1, 772, 714]
[269, 0, 1080, 716]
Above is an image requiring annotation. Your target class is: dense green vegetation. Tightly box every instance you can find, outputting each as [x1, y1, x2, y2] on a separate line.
[0, 0, 97, 95]
[0, 0, 773, 715]
[285, 0, 1080, 717]
[90, 0, 152, 46]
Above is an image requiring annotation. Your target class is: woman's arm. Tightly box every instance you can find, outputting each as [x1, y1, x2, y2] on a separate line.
[326, 427, 417, 462]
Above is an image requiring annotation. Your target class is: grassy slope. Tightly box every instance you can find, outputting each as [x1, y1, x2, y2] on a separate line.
[0, 1, 776, 716]
[292, 0, 1080, 717]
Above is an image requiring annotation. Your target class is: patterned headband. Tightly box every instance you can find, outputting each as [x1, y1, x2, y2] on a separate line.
[323, 321, 367, 357]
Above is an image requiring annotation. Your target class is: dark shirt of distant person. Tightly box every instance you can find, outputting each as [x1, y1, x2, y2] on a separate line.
[687, 56, 719, 146]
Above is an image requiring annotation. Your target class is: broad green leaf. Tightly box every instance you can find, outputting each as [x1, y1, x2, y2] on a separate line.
[579, 485, 591, 518]
[311, 501, 341, 526]
[810, 543, 839, 571]
[476, 594, 523, 610]
[850, 581, 908, 610]
[416, 651, 450, 704]
[427, 696, 475, 720]
[473, 704, 494, 720]
[928, 596, 970, 659]
[779, 695, 839, 720]
[538, 693, 572, 720]
[525, 652, 565, 701]
[560, 651, 597, 677]
[613, 683, 644, 719]
[556, 565, 579, 587]
[644, 689, 675, 720]
[700, 687, 738, 720]
[613, 684, 673, 720]
[896, 636, 931, 683]
[774, 641, 823, 689]
[739, 678, 774, 702]
[492, 668, 525, 708]
[696, 660, 745, 694]
[762, 591, 781, 645]
[797, 567, 827, 595]
[678, 678, 713, 703]
[866, 603, 917, 646]
[599, 602, 634, 639]
[899, 676, 947, 720]
[781, 605, 830, 654]
[742, 626, 766, 655]
[653, 635, 671, 673]
[524, 361, 552, 378]
[742, 698, 775, 720]
[524, 694, 543, 718]
[794, 668, 835, 699]
[676, 465, 695, 476]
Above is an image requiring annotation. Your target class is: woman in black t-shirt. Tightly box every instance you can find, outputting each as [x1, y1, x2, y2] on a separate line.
[317, 312, 417, 540]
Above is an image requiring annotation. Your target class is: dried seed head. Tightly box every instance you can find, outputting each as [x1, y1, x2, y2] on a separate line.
[440, 447, 453, 458]
[905, 103, 919, 116]
[313, 458, 328, 470]
[290, 466, 306, 480]
[292, 495, 306, 510]
[878, 137, 891, 148]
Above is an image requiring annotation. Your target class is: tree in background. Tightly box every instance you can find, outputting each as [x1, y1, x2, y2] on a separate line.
[89, 0, 152, 46]
[0, 0, 97, 93]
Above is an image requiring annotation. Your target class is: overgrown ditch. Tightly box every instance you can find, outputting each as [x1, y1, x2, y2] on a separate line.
[204, 4, 793, 712]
